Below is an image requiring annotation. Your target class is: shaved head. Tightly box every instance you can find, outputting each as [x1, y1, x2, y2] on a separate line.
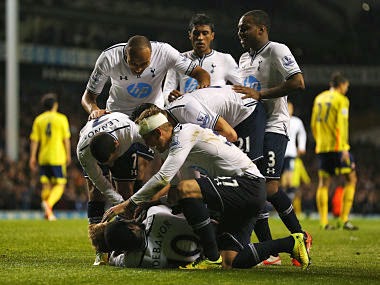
[125, 35, 152, 75]
[127, 35, 151, 53]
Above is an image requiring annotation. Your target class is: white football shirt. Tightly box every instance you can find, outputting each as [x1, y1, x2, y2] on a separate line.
[86, 42, 197, 115]
[76, 112, 143, 204]
[165, 85, 257, 129]
[109, 205, 200, 268]
[163, 50, 241, 104]
[285, 115, 306, 158]
[131, 123, 264, 204]
[239, 41, 302, 135]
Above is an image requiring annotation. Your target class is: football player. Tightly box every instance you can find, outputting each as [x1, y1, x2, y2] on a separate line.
[163, 13, 241, 104]
[232, 10, 310, 266]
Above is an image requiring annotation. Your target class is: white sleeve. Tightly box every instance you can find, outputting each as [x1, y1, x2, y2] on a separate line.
[86, 51, 111, 95]
[162, 68, 180, 105]
[272, 44, 301, 80]
[77, 146, 124, 205]
[164, 44, 197, 76]
[224, 54, 242, 85]
[130, 130, 195, 204]
[296, 118, 307, 152]
[167, 100, 218, 130]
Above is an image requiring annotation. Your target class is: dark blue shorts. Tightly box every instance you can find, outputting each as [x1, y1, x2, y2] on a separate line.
[196, 175, 266, 250]
[317, 151, 355, 177]
[39, 165, 67, 184]
[256, 132, 288, 180]
[84, 143, 154, 181]
[233, 101, 266, 162]
[282, 156, 296, 173]
[111, 142, 154, 181]
[39, 165, 65, 179]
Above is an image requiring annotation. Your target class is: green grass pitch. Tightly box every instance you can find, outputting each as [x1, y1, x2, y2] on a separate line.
[0, 217, 379, 285]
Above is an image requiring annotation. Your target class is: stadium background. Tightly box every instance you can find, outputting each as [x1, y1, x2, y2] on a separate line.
[0, 0, 379, 215]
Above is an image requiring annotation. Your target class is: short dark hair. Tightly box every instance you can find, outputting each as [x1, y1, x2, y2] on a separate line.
[330, 72, 349, 88]
[89, 132, 116, 163]
[188, 13, 214, 32]
[243, 10, 271, 33]
[41, 93, 58, 111]
[130, 103, 157, 121]
[104, 220, 144, 252]
[127, 35, 152, 52]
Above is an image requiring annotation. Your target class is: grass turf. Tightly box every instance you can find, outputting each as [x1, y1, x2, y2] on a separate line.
[0, 217, 379, 285]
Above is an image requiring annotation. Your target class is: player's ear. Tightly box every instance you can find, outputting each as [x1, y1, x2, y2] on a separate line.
[154, 128, 162, 137]
[258, 25, 266, 34]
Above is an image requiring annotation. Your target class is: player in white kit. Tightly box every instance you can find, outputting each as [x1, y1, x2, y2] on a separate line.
[76, 112, 150, 205]
[163, 13, 241, 104]
[102, 107, 310, 270]
[232, 10, 311, 266]
[77, 112, 153, 264]
[165, 85, 266, 161]
[90, 205, 201, 268]
[281, 101, 307, 201]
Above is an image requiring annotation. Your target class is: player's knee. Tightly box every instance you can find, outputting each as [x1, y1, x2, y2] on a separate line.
[177, 180, 200, 199]
[266, 180, 279, 196]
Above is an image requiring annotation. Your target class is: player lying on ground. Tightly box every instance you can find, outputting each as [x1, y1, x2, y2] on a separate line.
[91, 204, 309, 269]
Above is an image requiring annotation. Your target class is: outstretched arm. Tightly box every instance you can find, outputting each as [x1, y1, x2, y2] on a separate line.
[233, 73, 305, 100]
[189, 66, 211, 89]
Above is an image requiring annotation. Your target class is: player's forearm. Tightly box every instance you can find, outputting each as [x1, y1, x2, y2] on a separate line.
[190, 66, 210, 88]
[64, 139, 71, 163]
[215, 117, 238, 142]
[81, 89, 100, 114]
[29, 140, 38, 160]
[260, 73, 305, 99]
[81, 157, 123, 204]
[130, 174, 169, 204]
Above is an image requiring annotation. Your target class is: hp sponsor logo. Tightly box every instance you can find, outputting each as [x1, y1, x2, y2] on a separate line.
[184, 78, 198, 92]
[243, 75, 261, 91]
[127, 83, 152, 98]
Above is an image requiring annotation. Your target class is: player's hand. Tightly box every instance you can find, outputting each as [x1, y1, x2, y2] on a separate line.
[297, 149, 306, 156]
[168, 90, 183, 102]
[29, 158, 38, 173]
[341, 150, 350, 164]
[88, 109, 109, 120]
[102, 202, 127, 222]
[232, 85, 261, 100]
[197, 80, 210, 89]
